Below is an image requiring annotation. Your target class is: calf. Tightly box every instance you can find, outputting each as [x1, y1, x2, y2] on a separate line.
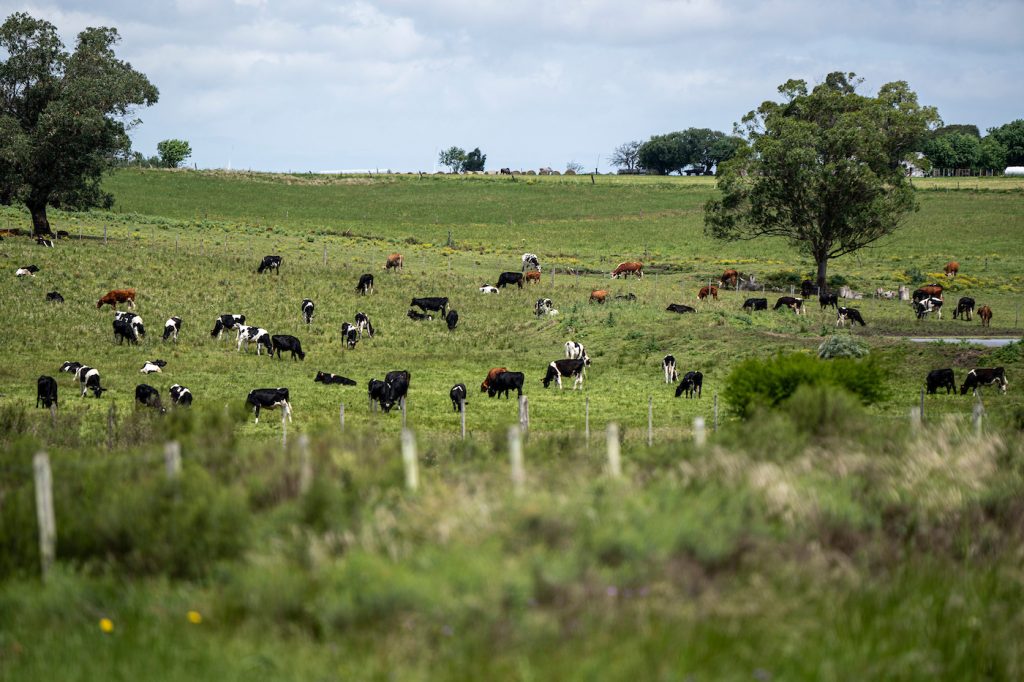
[742, 298, 767, 312]
[954, 297, 975, 321]
[675, 371, 703, 399]
[481, 367, 508, 393]
[521, 253, 541, 272]
[446, 310, 459, 330]
[36, 375, 58, 409]
[944, 261, 959, 278]
[525, 271, 541, 284]
[611, 261, 643, 279]
[488, 371, 525, 399]
[368, 379, 387, 409]
[819, 293, 839, 310]
[355, 312, 375, 338]
[407, 309, 432, 321]
[926, 369, 956, 395]
[135, 384, 164, 412]
[246, 387, 292, 423]
[496, 272, 524, 289]
[590, 290, 608, 304]
[210, 314, 245, 339]
[698, 285, 718, 301]
[314, 371, 357, 386]
[96, 288, 135, 309]
[411, 297, 449, 316]
[913, 297, 943, 320]
[301, 299, 315, 324]
[380, 370, 411, 413]
[385, 253, 404, 271]
[257, 255, 282, 274]
[238, 326, 273, 355]
[663, 355, 678, 383]
[356, 274, 374, 295]
[139, 359, 167, 374]
[46, 291, 64, 303]
[170, 384, 193, 407]
[564, 341, 591, 367]
[960, 368, 1008, 396]
[272, 335, 305, 360]
[774, 297, 804, 314]
[16, 265, 39, 277]
[163, 316, 182, 342]
[340, 323, 359, 349]
[836, 307, 866, 327]
[76, 366, 106, 398]
[479, 285, 499, 294]
[666, 304, 696, 314]
[978, 305, 993, 327]
[543, 358, 586, 390]
[450, 383, 467, 412]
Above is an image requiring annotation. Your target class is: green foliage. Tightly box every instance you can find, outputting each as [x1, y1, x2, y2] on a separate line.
[638, 127, 742, 175]
[438, 146, 465, 173]
[156, 139, 192, 168]
[818, 334, 870, 359]
[463, 147, 486, 172]
[988, 119, 1024, 166]
[923, 132, 981, 170]
[903, 266, 926, 284]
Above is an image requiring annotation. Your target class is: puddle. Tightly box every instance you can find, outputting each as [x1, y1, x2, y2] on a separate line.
[908, 338, 1020, 348]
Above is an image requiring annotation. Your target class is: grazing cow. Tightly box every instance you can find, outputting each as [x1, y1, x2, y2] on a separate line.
[210, 314, 245, 338]
[60, 361, 83, 377]
[481, 367, 509, 393]
[16, 265, 39, 277]
[480, 285, 499, 294]
[170, 384, 193, 407]
[385, 253, 404, 271]
[139, 359, 167, 374]
[611, 261, 643, 279]
[675, 371, 703, 399]
[488, 371, 525, 399]
[500, 168, 512, 175]
[96, 288, 136, 309]
[113, 317, 140, 345]
[257, 255, 282, 274]
[76, 366, 106, 398]
[954, 297, 975, 321]
[590, 290, 608, 304]
[978, 305, 993, 327]
[36, 375, 58, 409]
[446, 310, 459, 330]
[614, 293, 637, 302]
[114, 311, 146, 339]
[819, 293, 839, 310]
[774, 297, 804, 315]
[521, 253, 541, 272]
[135, 384, 164, 412]
[271, 335, 305, 360]
[450, 384, 467, 412]
[246, 388, 292, 424]
[237, 326, 273, 354]
[408, 309, 432, 321]
[301, 299, 315, 324]
[356, 273, 374, 295]
[564, 341, 591, 367]
[719, 269, 739, 288]
[340, 323, 359, 349]
[663, 355, 678, 384]
[698, 285, 718, 301]
[926, 369, 956, 395]
[380, 370, 411, 413]
[525, 271, 541, 284]
[543, 359, 586, 390]
[496, 272, 524, 289]
[163, 317, 182, 342]
[411, 297, 449, 316]
[913, 297, 943, 320]
[315, 371, 357, 386]
[912, 284, 944, 302]
[801, 280, 821, 299]
[944, 261, 959, 278]
[536, 298, 554, 316]
[368, 379, 387, 409]
[354, 312, 375, 338]
[836, 307, 866, 327]
[960, 368, 1008, 396]
[742, 298, 768, 312]
[666, 304, 696, 314]
[46, 291, 64, 303]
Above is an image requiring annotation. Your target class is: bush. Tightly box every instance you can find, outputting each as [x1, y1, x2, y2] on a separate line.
[818, 335, 870, 359]
[761, 269, 803, 289]
[903, 267, 926, 284]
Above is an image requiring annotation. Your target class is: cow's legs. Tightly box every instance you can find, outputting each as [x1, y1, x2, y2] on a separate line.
[254, 405, 260, 424]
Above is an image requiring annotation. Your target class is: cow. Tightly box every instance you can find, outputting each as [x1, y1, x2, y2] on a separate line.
[257, 255, 282, 274]
[356, 274, 374, 295]
[675, 371, 703, 399]
[246, 388, 292, 424]
[76, 366, 105, 398]
[354, 312, 375, 338]
[301, 299, 315, 324]
[590, 290, 608, 304]
[500, 168, 512, 175]
[340, 322, 359, 349]
[912, 284, 944, 302]
[16, 265, 39, 277]
[614, 293, 637, 302]
[742, 298, 768, 312]
[944, 261, 959, 278]
[525, 271, 541, 284]
[522, 253, 541, 272]
[450, 384, 467, 412]
[978, 305, 993, 327]
[139, 359, 167, 374]
[408, 309, 432, 321]
[481, 367, 508, 393]
[36, 237, 54, 247]
[666, 304, 696, 314]
[719, 269, 739, 288]
[543, 359, 586, 390]
[564, 342, 591, 368]
[113, 317, 140, 345]
[913, 297, 943, 320]
[60, 361, 83, 378]
[96, 288, 136, 310]
[446, 310, 459, 330]
[611, 262, 643, 279]
[488, 371, 525, 399]
[960, 368, 1008, 396]
[820, 293, 839, 310]
[836, 307, 866, 327]
[238, 326, 273, 355]
[36, 375, 58, 409]
[210, 314, 245, 339]
[170, 384, 193, 407]
[800, 280, 818, 299]
[774, 297, 804, 315]
[46, 291, 64, 303]
[272, 335, 305, 360]
[135, 384, 164, 412]
[926, 369, 956, 395]
[496, 272, 524, 289]
[536, 298, 554, 316]
[380, 370, 411, 413]
[663, 355, 678, 384]
[315, 372, 357, 386]
[954, 297, 975, 321]
[114, 311, 146, 339]
[411, 297, 449, 316]
[368, 379, 387, 409]
[163, 317, 182, 342]
[385, 253, 404, 271]
[698, 285, 718, 301]
[479, 285, 499, 294]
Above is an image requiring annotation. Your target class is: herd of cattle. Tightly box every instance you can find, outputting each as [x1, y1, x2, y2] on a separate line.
[22, 252, 1012, 423]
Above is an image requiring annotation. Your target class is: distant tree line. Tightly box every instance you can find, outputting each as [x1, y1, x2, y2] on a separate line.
[918, 120, 1023, 173]
[612, 128, 745, 176]
[438, 146, 486, 173]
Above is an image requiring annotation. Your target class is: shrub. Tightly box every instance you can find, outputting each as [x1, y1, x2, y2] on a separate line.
[818, 335, 870, 359]
[761, 269, 803, 289]
[903, 267, 926, 284]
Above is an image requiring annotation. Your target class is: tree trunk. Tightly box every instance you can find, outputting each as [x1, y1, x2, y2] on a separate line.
[816, 258, 829, 294]
[27, 198, 53, 237]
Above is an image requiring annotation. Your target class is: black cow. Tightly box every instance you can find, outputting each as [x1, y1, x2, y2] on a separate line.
[257, 255, 282, 274]
[675, 371, 703, 399]
[46, 291, 64, 303]
[15, 265, 39, 277]
[163, 316, 182, 342]
[666, 304, 696, 314]
[210, 314, 245, 338]
[663, 355, 678, 383]
[446, 309, 459, 330]
[113, 317, 140, 345]
[114, 311, 145, 340]
[356, 274, 374, 295]
[953, 297, 975, 321]
[742, 298, 767, 312]
[368, 379, 387, 409]
[135, 384, 164, 412]
[315, 372, 357, 386]
[340, 323, 359, 349]
[272, 335, 305, 360]
[774, 297, 804, 314]
[76, 366, 105, 398]
[36, 375, 58, 409]
[496, 272, 524, 289]
[488, 371, 525, 399]
[913, 297, 943, 320]
[246, 387, 292, 424]
[407, 309, 432, 321]
[301, 299, 315, 324]
[836, 307, 866, 327]
[355, 312, 375, 338]
[450, 383, 467, 412]
[926, 369, 956, 395]
[170, 384, 193, 407]
[819, 293, 839, 310]
[411, 297, 449, 316]
[960, 368, 1008, 396]
[543, 359, 586, 390]
[800, 280, 818, 299]
[380, 370, 411, 413]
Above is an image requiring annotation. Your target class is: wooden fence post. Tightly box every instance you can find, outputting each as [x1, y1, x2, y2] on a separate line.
[298, 434, 312, 494]
[164, 441, 181, 479]
[910, 406, 922, 429]
[973, 399, 984, 436]
[693, 417, 706, 447]
[402, 429, 419, 491]
[33, 451, 55, 581]
[460, 398, 466, 439]
[606, 423, 621, 478]
[508, 425, 525, 494]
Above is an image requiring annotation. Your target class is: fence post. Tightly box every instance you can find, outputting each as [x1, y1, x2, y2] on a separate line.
[33, 451, 55, 581]
[401, 429, 419, 491]
[973, 399, 984, 436]
[298, 434, 313, 494]
[909, 406, 922, 429]
[49, 403, 56, 427]
[164, 441, 181, 479]
[693, 416, 706, 447]
[524, 397, 530, 431]
[460, 398, 466, 439]
[606, 423, 621, 478]
[508, 425, 525, 494]
[647, 396, 653, 446]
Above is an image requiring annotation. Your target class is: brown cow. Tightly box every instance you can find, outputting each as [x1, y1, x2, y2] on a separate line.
[698, 285, 719, 301]
[480, 367, 508, 393]
[719, 269, 739, 287]
[944, 261, 959, 278]
[385, 253, 404, 271]
[611, 262, 643, 279]
[589, 290, 608, 304]
[978, 305, 992, 327]
[96, 288, 136, 310]
[525, 271, 541, 284]
[913, 284, 944, 302]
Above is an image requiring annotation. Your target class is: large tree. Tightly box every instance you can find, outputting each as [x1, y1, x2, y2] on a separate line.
[463, 147, 486, 172]
[438, 146, 466, 173]
[705, 72, 939, 292]
[609, 140, 641, 172]
[988, 119, 1024, 166]
[638, 132, 691, 175]
[157, 138, 192, 168]
[0, 13, 158, 235]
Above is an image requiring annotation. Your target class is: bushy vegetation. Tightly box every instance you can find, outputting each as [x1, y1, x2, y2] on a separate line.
[818, 334, 870, 359]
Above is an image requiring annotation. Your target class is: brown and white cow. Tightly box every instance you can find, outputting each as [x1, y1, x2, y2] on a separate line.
[589, 289, 608, 304]
[719, 269, 739, 288]
[97, 288, 136, 310]
[978, 305, 992, 327]
[385, 253, 404, 271]
[525, 271, 541, 284]
[611, 261, 643, 279]
[480, 367, 508, 393]
[698, 285, 718, 301]
[912, 284, 944, 302]
[944, 261, 959, 278]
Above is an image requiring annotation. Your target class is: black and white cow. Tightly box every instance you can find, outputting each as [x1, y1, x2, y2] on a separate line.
[663, 355, 678, 383]
[774, 297, 804, 315]
[340, 323, 359, 349]
[666, 304, 696, 314]
[113, 317, 141, 345]
[836, 307, 866, 327]
[271, 335, 305, 360]
[135, 384, 164, 412]
[960, 368, 1008, 396]
[488, 371, 524, 399]
[480, 285, 499, 294]
[315, 371, 357, 386]
[301, 299, 315, 324]
[36, 375, 58, 409]
[246, 387, 292, 424]
[380, 370, 411, 413]
[926, 369, 956, 395]
[913, 297, 943, 320]
[450, 383, 467, 412]
[46, 291, 64, 303]
[368, 379, 387, 410]
[60, 361, 83, 377]
[170, 384, 193, 407]
[162, 316, 182, 342]
[237, 326, 273, 355]
[114, 311, 145, 340]
[542, 359, 586, 390]
[536, 298, 554, 316]
[407, 309, 432, 321]
[819, 293, 839, 310]
[76, 365, 106, 398]
[257, 255, 282, 274]
[496, 272, 524, 289]
[354, 312, 375, 338]
[210, 314, 245, 339]
[446, 310, 459, 330]
[411, 297, 449, 316]
[356, 274, 374, 295]
[675, 371, 703, 399]
[522, 253, 541, 272]
[953, 297, 975, 321]
[564, 342, 591, 368]
[140, 359, 167, 374]
[742, 298, 768, 312]
[16, 265, 39, 277]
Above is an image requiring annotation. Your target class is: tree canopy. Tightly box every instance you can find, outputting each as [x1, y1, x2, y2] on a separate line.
[988, 119, 1024, 166]
[637, 127, 744, 175]
[463, 147, 486, 172]
[0, 12, 158, 234]
[157, 139, 192, 168]
[609, 141, 641, 172]
[705, 72, 939, 291]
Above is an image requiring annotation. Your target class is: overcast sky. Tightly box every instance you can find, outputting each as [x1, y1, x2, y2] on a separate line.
[6, 0, 1022, 172]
